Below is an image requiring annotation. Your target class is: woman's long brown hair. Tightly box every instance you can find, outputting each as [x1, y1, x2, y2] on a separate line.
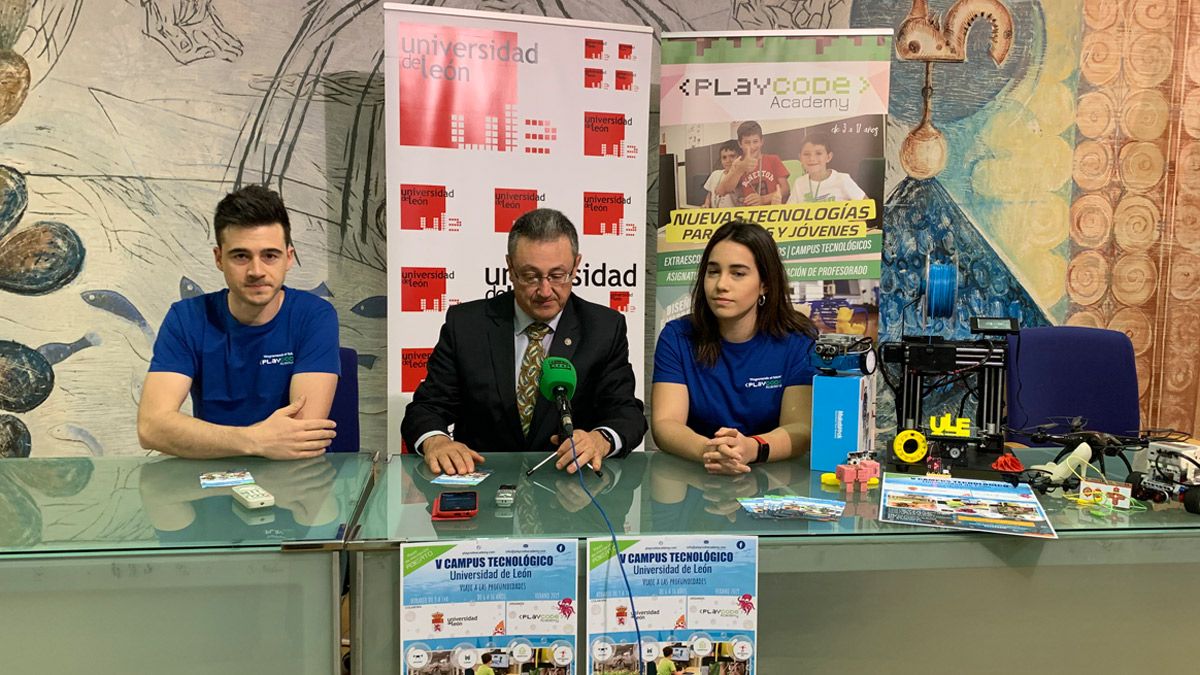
[689, 220, 818, 367]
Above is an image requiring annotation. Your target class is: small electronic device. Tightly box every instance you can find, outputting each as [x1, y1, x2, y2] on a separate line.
[810, 333, 875, 375]
[488, 654, 510, 668]
[671, 646, 691, 661]
[495, 484, 516, 508]
[231, 483, 275, 509]
[432, 491, 479, 520]
[969, 316, 1019, 335]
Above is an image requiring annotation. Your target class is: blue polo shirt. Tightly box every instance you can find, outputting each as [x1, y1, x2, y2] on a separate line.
[149, 287, 340, 426]
[653, 318, 815, 438]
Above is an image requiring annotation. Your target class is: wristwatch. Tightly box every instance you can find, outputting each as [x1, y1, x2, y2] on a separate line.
[749, 435, 770, 465]
[595, 428, 617, 457]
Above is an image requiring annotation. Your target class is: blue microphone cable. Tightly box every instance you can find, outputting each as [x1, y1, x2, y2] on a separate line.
[567, 435, 646, 674]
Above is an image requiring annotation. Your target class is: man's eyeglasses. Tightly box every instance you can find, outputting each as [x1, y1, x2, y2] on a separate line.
[513, 269, 575, 287]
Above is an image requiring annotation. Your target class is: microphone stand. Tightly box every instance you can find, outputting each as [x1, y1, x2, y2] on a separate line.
[526, 386, 603, 477]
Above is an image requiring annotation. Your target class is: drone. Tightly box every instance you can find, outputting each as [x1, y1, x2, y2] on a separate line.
[1012, 417, 1189, 494]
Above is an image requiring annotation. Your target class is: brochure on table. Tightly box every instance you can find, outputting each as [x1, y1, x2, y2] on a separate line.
[587, 535, 759, 673]
[879, 473, 1058, 539]
[400, 539, 579, 673]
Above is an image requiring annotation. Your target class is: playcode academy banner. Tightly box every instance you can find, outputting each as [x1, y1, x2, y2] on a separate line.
[384, 4, 653, 449]
[656, 30, 891, 342]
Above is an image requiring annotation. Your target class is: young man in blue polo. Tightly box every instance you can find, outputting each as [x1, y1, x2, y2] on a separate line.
[138, 185, 340, 459]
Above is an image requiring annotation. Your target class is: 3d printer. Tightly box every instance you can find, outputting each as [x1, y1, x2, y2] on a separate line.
[880, 259, 1019, 471]
[882, 334, 1009, 469]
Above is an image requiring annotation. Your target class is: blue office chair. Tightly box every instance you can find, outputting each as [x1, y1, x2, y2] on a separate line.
[1006, 326, 1140, 438]
[327, 347, 360, 452]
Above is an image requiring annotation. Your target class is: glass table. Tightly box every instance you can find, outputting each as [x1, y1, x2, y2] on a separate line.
[350, 450, 1200, 674]
[0, 452, 375, 675]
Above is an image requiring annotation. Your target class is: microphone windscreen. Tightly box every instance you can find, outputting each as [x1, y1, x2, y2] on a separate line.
[539, 356, 577, 401]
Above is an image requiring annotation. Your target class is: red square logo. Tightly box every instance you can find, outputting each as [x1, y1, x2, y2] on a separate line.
[583, 191, 626, 236]
[494, 188, 541, 232]
[584, 68, 604, 89]
[399, 184, 449, 230]
[610, 291, 631, 312]
[401, 268, 450, 312]
[584, 38, 604, 59]
[401, 348, 434, 393]
[583, 112, 628, 157]
[618, 43, 634, 60]
[615, 70, 634, 91]
[398, 24, 518, 151]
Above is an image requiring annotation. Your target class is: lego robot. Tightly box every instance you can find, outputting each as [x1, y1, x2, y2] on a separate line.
[1129, 441, 1200, 514]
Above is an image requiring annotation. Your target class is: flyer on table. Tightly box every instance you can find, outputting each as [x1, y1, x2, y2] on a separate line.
[587, 535, 759, 673]
[878, 473, 1058, 539]
[401, 539, 579, 673]
[656, 30, 891, 343]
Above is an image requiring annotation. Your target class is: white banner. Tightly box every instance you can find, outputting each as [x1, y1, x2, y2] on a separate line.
[401, 539, 580, 674]
[383, 3, 653, 450]
[587, 535, 759, 673]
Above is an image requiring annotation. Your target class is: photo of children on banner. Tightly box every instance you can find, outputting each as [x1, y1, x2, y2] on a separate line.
[786, 132, 866, 204]
[718, 121, 790, 206]
[667, 119, 884, 342]
[589, 641, 747, 675]
[703, 140, 740, 208]
[677, 118, 884, 225]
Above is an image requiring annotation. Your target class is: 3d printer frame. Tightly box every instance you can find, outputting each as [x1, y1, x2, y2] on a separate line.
[881, 337, 1008, 468]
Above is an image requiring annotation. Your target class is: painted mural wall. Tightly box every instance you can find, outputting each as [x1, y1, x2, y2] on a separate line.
[0, 0, 1196, 460]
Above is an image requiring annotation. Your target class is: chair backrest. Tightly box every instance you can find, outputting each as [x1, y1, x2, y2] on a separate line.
[1006, 326, 1140, 437]
[327, 347, 360, 452]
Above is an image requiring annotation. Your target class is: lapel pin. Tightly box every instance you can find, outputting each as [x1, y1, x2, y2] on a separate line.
[564, 338, 573, 346]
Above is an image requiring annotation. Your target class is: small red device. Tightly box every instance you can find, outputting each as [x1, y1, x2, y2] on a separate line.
[432, 491, 479, 520]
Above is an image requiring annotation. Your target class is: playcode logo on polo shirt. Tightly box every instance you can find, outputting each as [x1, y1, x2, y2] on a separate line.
[261, 352, 295, 366]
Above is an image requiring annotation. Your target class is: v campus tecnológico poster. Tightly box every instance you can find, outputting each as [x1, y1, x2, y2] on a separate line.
[400, 539, 579, 674]
[587, 535, 758, 674]
[878, 473, 1058, 539]
[655, 30, 892, 342]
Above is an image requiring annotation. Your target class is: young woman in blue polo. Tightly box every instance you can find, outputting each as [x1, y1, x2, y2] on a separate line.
[652, 220, 818, 474]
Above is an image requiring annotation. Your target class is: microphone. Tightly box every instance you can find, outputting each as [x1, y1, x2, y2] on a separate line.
[539, 356, 577, 435]
[528, 356, 603, 478]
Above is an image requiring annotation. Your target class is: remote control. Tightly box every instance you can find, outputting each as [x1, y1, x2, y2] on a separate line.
[232, 484, 275, 509]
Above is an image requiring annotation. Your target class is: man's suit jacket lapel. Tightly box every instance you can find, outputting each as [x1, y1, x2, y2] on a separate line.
[485, 294, 524, 445]
[530, 296, 581, 446]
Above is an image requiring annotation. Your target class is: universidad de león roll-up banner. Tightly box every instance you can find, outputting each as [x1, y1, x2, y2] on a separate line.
[587, 535, 759, 673]
[383, 4, 653, 450]
[656, 31, 891, 341]
[400, 539, 579, 673]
